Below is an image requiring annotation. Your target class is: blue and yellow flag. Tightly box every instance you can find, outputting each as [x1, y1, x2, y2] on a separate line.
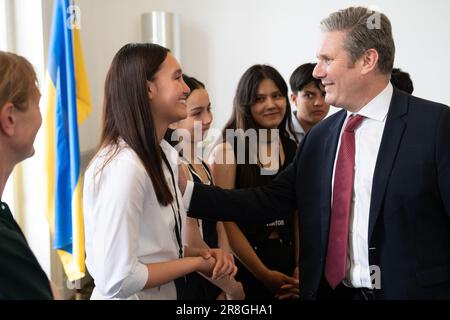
[43, 0, 91, 282]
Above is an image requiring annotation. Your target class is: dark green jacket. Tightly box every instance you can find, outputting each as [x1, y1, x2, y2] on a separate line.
[0, 202, 53, 300]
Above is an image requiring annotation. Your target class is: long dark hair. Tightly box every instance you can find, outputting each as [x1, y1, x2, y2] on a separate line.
[98, 43, 173, 206]
[221, 65, 296, 186]
[183, 74, 205, 92]
[223, 64, 296, 141]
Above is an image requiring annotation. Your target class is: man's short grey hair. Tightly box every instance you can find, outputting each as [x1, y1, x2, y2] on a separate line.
[320, 6, 395, 75]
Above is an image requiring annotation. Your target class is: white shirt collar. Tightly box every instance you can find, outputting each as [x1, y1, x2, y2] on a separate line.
[291, 111, 306, 135]
[115, 137, 180, 172]
[160, 139, 182, 172]
[347, 82, 393, 122]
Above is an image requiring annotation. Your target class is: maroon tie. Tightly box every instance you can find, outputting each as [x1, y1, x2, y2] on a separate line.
[325, 114, 365, 289]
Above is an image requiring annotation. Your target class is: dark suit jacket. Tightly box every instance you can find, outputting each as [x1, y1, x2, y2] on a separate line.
[188, 89, 450, 299]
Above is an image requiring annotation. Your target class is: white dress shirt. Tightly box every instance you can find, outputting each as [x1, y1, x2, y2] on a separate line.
[332, 83, 393, 288]
[83, 139, 185, 300]
[287, 111, 306, 144]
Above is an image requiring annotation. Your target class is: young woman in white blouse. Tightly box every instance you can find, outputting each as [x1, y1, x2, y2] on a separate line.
[83, 43, 236, 300]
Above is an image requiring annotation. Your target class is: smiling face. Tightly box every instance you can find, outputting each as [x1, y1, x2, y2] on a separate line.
[174, 87, 212, 142]
[313, 31, 364, 110]
[148, 53, 191, 124]
[250, 79, 287, 130]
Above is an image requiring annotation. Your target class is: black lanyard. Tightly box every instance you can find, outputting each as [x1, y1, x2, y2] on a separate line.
[161, 151, 183, 259]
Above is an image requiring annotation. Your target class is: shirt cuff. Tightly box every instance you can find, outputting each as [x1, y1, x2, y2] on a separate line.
[120, 261, 148, 298]
[182, 181, 194, 211]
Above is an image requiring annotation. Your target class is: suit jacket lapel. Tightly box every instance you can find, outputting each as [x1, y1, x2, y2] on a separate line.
[368, 89, 409, 242]
[321, 110, 347, 254]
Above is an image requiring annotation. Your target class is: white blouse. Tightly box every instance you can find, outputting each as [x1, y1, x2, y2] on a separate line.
[83, 139, 186, 300]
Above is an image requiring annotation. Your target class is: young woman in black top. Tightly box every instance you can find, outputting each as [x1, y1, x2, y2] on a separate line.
[209, 65, 299, 300]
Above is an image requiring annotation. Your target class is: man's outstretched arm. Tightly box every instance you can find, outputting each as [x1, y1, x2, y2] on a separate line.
[180, 136, 309, 223]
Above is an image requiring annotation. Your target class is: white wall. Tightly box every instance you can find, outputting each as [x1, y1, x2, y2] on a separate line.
[0, 0, 8, 50]
[72, 0, 450, 151]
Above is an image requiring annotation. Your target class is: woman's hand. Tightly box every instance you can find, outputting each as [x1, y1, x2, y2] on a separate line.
[208, 248, 237, 280]
[260, 269, 299, 296]
[196, 255, 217, 278]
[273, 265, 300, 299]
[275, 283, 300, 300]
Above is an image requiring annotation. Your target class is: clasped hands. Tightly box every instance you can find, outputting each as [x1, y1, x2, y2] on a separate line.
[192, 247, 238, 280]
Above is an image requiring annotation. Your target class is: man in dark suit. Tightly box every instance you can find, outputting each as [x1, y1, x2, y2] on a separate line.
[180, 7, 450, 300]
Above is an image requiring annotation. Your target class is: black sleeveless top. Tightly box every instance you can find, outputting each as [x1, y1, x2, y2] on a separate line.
[185, 160, 219, 248]
[183, 160, 222, 300]
[233, 134, 298, 248]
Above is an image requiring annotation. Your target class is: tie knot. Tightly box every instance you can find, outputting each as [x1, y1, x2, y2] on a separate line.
[344, 114, 365, 132]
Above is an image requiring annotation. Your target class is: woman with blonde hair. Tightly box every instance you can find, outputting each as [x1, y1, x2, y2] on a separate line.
[0, 51, 54, 299]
